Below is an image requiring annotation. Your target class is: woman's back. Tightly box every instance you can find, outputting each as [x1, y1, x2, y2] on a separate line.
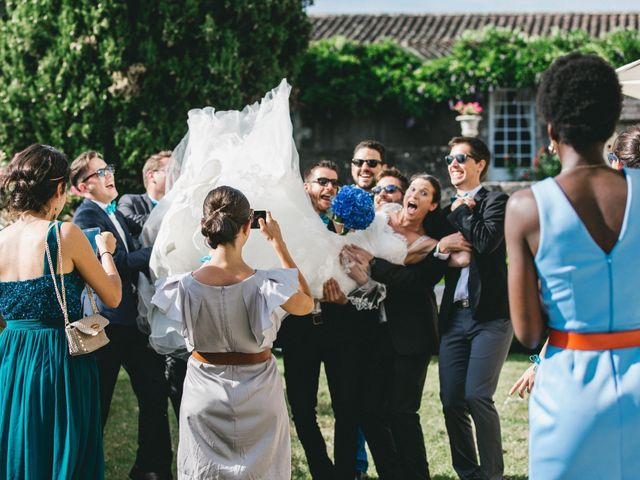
[0, 221, 104, 479]
[532, 168, 640, 333]
[0, 222, 84, 325]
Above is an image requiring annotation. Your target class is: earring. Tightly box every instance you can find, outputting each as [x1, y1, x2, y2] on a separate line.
[547, 142, 557, 155]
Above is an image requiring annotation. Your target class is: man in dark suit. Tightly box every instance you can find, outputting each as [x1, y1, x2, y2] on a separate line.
[435, 137, 512, 480]
[118, 150, 171, 233]
[71, 151, 172, 480]
[277, 159, 377, 480]
[117, 150, 186, 421]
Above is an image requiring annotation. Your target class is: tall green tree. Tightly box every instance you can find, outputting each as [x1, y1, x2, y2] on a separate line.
[0, 0, 311, 189]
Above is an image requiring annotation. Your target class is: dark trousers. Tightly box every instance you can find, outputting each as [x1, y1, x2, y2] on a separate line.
[282, 318, 362, 480]
[361, 323, 432, 480]
[96, 324, 172, 476]
[438, 308, 512, 480]
[165, 355, 188, 420]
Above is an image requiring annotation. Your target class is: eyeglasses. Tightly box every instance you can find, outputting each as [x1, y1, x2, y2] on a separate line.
[352, 158, 383, 168]
[372, 184, 403, 195]
[311, 177, 340, 188]
[444, 153, 475, 165]
[81, 164, 115, 182]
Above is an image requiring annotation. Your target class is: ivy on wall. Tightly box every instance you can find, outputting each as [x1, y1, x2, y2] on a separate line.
[296, 26, 640, 120]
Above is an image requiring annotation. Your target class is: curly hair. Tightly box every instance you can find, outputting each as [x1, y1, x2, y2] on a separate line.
[0, 144, 69, 215]
[201, 186, 251, 249]
[537, 53, 622, 149]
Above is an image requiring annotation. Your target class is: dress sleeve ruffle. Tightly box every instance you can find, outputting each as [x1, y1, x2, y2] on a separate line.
[243, 268, 299, 349]
[151, 272, 198, 353]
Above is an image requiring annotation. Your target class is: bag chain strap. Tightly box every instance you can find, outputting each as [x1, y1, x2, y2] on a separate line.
[45, 223, 101, 325]
[45, 222, 69, 327]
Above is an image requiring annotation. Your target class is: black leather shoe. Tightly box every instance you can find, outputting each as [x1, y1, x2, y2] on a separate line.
[129, 465, 172, 480]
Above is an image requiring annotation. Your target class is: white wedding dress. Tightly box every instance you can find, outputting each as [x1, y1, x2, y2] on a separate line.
[141, 80, 407, 354]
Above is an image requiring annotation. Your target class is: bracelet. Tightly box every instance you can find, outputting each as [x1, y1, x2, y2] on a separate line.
[529, 354, 541, 372]
[99, 251, 114, 259]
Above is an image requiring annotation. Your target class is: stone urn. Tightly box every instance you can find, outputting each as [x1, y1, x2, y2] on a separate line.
[455, 114, 482, 137]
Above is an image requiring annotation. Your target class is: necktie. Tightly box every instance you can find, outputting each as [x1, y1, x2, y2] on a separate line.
[150, 198, 158, 207]
[104, 201, 116, 215]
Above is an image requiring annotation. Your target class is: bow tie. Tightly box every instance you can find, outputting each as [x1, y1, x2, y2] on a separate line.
[450, 193, 471, 203]
[104, 201, 117, 215]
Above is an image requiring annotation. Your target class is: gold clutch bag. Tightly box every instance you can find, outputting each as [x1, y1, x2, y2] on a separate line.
[46, 222, 110, 356]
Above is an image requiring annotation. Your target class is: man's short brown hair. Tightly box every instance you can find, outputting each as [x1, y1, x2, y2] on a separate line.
[142, 150, 172, 187]
[352, 140, 387, 164]
[70, 150, 103, 187]
[448, 136, 491, 181]
[376, 167, 409, 192]
[303, 159, 339, 182]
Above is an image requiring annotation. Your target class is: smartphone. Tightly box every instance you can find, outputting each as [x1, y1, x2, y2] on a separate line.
[251, 210, 267, 229]
[82, 227, 101, 252]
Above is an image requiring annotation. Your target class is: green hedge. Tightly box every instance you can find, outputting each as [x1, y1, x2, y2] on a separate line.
[296, 27, 640, 120]
[0, 0, 311, 191]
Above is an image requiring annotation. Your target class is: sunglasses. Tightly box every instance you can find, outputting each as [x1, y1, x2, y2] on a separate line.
[82, 164, 115, 182]
[311, 177, 341, 188]
[372, 184, 403, 195]
[352, 158, 383, 168]
[444, 153, 475, 165]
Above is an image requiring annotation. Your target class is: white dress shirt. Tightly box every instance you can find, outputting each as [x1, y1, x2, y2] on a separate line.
[435, 184, 483, 302]
[91, 199, 129, 253]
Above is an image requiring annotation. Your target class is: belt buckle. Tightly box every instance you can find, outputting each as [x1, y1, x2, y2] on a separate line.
[312, 313, 323, 326]
[459, 298, 470, 308]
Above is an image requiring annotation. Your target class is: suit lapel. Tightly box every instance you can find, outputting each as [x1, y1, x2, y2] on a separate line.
[114, 210, 133, 251]
[142, 193, 154, 213]
[83, 200, 130, 250]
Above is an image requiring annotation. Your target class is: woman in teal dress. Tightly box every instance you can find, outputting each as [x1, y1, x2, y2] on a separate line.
[506, 53, 640, 479]
[0, 144, 122, 479]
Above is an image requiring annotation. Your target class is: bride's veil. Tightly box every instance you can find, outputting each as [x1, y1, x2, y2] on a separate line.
[139, 80, 398, 353]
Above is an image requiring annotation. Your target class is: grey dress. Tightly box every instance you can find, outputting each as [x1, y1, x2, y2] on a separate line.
[153, 268, 299, 480]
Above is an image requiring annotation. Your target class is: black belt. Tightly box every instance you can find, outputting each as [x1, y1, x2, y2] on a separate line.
[453, 298, 471, 309]
[310, 313, 323, 325]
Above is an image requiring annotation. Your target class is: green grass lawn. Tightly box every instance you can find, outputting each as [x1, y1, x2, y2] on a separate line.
[104, 354, 530, 479]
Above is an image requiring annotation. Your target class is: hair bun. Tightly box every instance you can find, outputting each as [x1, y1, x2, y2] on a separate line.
[200, 186, 251, 249]
[0, 144, 69, 214]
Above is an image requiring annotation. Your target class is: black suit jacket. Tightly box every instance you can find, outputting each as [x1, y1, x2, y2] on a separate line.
[117, 193, 154, 232]
[439, 187, 509, 332]
[371, 253, 448, 356]
[73, 199, 152, 326]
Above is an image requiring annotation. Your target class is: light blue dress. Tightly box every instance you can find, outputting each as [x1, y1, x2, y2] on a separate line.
[530, 168, 640, 479]
[0, 223, 104, 479]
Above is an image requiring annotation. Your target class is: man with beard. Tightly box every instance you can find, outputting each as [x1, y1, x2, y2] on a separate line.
[351, 140, 388, 192]
[278, 159, 374, 480]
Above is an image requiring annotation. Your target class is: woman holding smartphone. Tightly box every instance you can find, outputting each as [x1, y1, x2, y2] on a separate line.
[153, 186, 313, 479]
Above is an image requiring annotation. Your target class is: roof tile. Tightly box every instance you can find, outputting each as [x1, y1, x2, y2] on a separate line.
[310, 12, 640, 58]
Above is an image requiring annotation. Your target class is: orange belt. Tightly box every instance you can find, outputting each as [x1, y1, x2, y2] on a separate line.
[549, 328, 640, 351]
[192, 349, 272, 365]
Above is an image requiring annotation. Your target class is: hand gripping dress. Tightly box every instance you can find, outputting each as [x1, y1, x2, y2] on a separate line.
[529, 168, 640, 479]
[152, 268, 299, 480]
[0, 223, 104, 479]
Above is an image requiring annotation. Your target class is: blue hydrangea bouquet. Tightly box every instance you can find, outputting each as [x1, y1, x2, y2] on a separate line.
[331, 185, 375, 231]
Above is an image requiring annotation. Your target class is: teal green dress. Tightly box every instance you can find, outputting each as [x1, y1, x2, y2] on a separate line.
[0, 223, 104, 479]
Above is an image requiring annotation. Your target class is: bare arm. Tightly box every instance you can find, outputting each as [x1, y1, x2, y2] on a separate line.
[505, 189, 545, 349]
[64, 223, 122, 308]
[259, 212, 314, 316]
